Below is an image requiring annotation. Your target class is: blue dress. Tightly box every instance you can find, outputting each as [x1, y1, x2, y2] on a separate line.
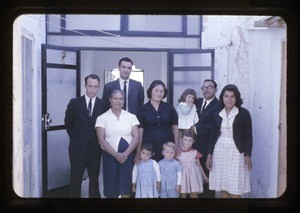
[95, 109, 140, 198]
[132, 159, 160, 198]
[137, 101, 178, 161]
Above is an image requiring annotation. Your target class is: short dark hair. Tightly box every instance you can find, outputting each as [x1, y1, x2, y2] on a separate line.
[119, 57, 133, 66]
[219, 84, 243, 108]
[203, 79, 217, 88]
[178, 88, 197, 103]
[141, 143, 154, 154]
[147, 80, 168, 99]
[85, 74, 100, 84]
[181, 129, 195, 139]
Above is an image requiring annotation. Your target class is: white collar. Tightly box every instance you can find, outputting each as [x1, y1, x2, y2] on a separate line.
[203, 97, 214, 105]
[119, 78, 129, 84]
[85, 95, 96, 102]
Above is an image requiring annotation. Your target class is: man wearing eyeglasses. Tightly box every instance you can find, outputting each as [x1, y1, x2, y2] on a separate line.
[190, 79, 220, 198]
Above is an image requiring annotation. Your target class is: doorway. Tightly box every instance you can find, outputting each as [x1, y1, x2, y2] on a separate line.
[42, 47, 214, 197]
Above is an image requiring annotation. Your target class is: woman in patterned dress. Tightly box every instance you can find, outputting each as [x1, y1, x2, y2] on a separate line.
[206, 84, 253, 198]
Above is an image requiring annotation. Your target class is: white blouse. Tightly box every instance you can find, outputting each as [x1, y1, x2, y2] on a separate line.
[95, 109, 140, 152]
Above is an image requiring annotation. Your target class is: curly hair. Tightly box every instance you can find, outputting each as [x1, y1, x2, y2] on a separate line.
[219, 84, 243, 108]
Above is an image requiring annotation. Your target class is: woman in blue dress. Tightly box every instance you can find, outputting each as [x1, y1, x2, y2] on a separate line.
[95, 90, 140, 198]
[136, 80, 179, 162]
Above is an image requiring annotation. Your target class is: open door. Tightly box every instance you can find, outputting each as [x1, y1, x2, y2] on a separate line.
[41, 44, 80, 197]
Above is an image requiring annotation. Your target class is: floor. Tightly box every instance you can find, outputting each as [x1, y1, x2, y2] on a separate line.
[80, 159, 248, 199]
[81, 178, 89, 198]
[81, 160, 105, 198]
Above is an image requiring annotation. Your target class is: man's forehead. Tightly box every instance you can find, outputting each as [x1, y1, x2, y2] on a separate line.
[120, 61, 132, 66]
[203, 81, 213, 85]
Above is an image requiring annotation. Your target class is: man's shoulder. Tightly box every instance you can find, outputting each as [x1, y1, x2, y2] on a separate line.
[158, 158, 164, 164]
[67, 96, 84, 107]
[95, 97, 105, 103]
[208, 97, 219, 105]
[196, 97, 203, 101]
[70, 95, 84, 102]
[104, 79, 118, 86]
[129, 79, 143, 86]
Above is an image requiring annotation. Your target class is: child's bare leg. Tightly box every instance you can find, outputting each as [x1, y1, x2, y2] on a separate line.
[221, 190, 231, 198]
[230, 194, 241, 198]
[190, 192, 198, 198]
[180, 193, 187, 198]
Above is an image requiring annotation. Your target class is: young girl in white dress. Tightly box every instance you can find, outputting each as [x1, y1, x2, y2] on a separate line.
[176, 130, 208, 198]
[176, 88, 199, 131]
[132, 143, 161, 198]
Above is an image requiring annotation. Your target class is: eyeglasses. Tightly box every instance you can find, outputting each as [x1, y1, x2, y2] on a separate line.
[201, 85, 214, 91]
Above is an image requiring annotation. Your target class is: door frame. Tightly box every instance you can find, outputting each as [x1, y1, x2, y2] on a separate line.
[168, 49, 215, 104]
[41, 44, 80, 197]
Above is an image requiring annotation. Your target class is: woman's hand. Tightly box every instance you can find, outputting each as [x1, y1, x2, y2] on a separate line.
[115, 152, 128, 164]
[244, 155, 252, 171]
[132, 183, 136, 192]
[203, 174, 209, 183]
[176, 185, 181, 193]
[206, 154, 212, 171]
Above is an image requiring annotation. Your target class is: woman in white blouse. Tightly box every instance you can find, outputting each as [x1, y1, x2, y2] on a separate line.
[95, 90, 140, 198]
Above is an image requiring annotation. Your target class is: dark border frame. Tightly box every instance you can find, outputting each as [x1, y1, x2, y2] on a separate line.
[2, 0, 298, 213]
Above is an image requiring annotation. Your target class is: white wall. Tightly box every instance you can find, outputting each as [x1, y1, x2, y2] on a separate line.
[248, 28, 286, 198]
[202, 15, 286, 198]
[13, 14, 45, 197]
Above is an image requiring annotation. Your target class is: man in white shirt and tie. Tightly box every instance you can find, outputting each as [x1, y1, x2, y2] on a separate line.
[65, 74, 107, 198]
[102, 57, 144, 115]
[190, 79, 220, 198]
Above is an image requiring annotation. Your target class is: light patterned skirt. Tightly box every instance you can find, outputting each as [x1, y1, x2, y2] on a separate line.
[209, 135, 250, 195]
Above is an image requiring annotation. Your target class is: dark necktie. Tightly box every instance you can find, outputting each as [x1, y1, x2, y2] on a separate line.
[123, 81, 127, 110]
[201, 101, 207, 114]
[88, 98, 92, 117]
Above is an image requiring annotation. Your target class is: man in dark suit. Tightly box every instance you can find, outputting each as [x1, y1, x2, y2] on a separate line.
[102, 57, 144, 115]
[64, 74, 107, 198]
[190, 79, 220, 198]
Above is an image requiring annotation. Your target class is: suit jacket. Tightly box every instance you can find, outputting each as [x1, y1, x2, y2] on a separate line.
[193, 97, 220, 155]
[102, 78, 144, 115]
[64, 95, 107, 159]
[208, 107, 253, 157]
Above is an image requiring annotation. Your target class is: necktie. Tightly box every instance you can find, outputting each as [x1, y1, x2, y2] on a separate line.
[201, 101, 207, 114]
[88, 98, 92, 117]
[123, 81, 127, 110]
